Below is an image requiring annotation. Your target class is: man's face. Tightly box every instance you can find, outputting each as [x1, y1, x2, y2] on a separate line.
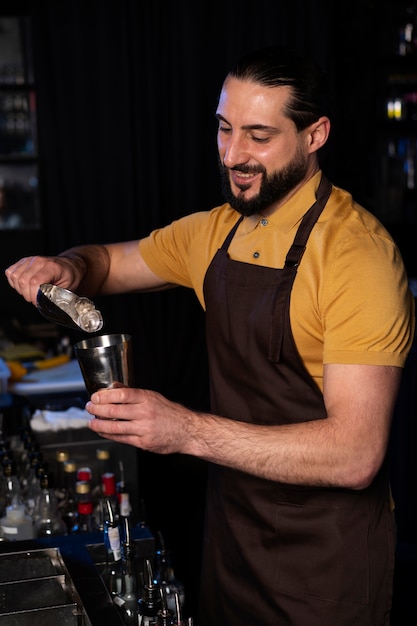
[216, 77, 311, 217]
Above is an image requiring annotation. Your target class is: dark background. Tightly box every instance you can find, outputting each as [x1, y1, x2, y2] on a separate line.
[0, 1, 416, 622]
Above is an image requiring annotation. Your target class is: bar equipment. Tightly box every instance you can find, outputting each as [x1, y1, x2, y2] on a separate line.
[73, 333, 134, 396]
[36, 283, 103, 332]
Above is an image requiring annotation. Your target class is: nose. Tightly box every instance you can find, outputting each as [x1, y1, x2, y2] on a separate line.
[220, 133, 250, 168]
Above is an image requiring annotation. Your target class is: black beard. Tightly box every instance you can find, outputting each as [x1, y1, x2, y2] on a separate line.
[219, 151, 308, 217]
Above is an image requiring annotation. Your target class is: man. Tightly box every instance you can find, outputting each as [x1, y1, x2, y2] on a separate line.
[6, 46, 415, 625]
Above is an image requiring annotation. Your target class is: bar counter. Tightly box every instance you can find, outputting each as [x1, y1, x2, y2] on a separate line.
[0, 524, 154, 625]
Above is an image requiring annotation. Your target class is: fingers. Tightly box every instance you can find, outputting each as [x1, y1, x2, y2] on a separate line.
[86, 388, 187, 455]
[5, 256, 55, 304]
[87, 407, 146, 448]
[88, 415, 137, 434]
[5, 257, 37, 303]
[87, 421, 143, 448]
[86, 387, 145, 421]
[5, 255, 77, 304]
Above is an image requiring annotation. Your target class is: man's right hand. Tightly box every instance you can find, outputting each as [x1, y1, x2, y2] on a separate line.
[5, 254, 84, 305]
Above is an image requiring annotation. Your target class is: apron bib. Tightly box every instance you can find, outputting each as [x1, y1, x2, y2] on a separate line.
[199, 176, 394, 626]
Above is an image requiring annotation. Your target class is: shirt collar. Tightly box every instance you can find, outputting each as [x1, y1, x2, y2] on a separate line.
[241, 171, 322, 234]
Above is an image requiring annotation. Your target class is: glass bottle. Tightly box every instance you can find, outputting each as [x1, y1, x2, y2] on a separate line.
[117, 460, 132, 519]
[154, 532, 185, 614]
[33, 471, 67, 537]
[18, 433, 37, 478]
[155, 587, 175, 626]
[59, 459, 78, 533]
[0, 501, 34, 540]
[3, 459, 25, 512]
[95, 447, 112, 486]
[32, 459, 49, 519]
[92, 447, 112, 529]
[102, 498, 122, 596]
[115, 516, 139, 625]
[102, 472, 118, 516]
[18, 439, 40, 493]
[22, 449, 44, 518]
[137, 559, 162, 626]
[77, 466, 92, 483]
[54, 449, 70, 502]
[72, 480, 94, 533]
[0, 466, 5, 518]
[7, 426, 30, 471]
[94, 470, 118, 530]
[0, 443, 12, 516]
[0, 458, 34, 540]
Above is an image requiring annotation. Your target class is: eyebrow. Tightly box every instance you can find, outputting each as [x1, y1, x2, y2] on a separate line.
[215, 113, 278, 133]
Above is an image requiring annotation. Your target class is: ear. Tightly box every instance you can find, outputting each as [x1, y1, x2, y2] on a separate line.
[308, 116, 330, 153]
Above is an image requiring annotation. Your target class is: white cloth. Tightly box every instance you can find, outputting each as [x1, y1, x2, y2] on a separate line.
[30, 407, 90, 431]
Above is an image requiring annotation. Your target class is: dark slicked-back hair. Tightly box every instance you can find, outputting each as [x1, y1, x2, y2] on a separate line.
[228, 46, 332, 132]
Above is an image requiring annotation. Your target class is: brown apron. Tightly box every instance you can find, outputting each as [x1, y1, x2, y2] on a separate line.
[199, 175, 394, 625]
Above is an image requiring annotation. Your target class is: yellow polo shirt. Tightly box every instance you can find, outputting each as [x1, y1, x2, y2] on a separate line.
[139, 171, 415, 391]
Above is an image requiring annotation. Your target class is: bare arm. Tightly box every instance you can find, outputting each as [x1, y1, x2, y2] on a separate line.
[86, 362, 402, 490]
[5, 240, 173, 305]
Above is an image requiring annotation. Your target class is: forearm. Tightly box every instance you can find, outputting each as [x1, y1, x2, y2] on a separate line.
[58, 244, 111, 297]
[183, 364, 400, 491]
[86, 366, 398, 492]
[183, 409, 388, 490]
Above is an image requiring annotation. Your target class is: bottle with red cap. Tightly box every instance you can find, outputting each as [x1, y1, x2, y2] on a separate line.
[94, 471, 118, 530]
[72, 480, 94, 533]
[77, 466, 92, 483]
[102, 472, 118, 519]
[67, 467, 93, 533]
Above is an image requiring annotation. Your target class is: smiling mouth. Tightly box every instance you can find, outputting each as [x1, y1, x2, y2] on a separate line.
[231, 169, 260, 190]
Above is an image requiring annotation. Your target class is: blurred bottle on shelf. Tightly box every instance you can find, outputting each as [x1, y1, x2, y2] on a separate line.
[117, 460, 132, 519]
[0, 501, 34, 540]
[0, 459, 34, 540]
[102, 498, 122, 596]
[59, 459, 78, 533]
[72, 480, 94, 534]
[54, 449, 70, 502]
[33, 471, 67, 537]
[95, 471, 118, 530]
[114, 515, 139, 625]
[2, 459, 24, 513]
[22, 449, 44, 517]
[137, 558, 162, 626]
[154, 531, 185, 615]
[154, 588, 176, 626]
[92, 447, 112, 529]
[77, 466, 92, 483]
[94, 447, 112, 486]
[398, 3, 417, 56]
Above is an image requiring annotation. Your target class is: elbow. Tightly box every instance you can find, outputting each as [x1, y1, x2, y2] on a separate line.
[342, 455, 385, 491]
